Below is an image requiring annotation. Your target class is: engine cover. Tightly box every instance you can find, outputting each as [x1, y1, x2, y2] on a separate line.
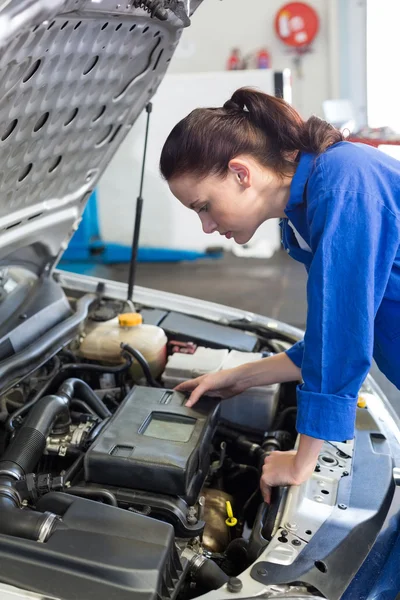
[84, 387, 220, 503]
[0, 492, 184, 600]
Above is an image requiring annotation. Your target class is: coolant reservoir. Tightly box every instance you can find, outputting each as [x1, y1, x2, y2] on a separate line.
[80, 312, 167, 381]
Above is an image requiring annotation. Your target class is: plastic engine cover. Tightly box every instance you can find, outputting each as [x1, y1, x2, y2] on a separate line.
[0, 492, 184, 600]
[84, 387, 220, 503]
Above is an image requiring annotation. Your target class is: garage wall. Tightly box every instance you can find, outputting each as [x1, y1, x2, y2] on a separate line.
[168, 0, 338, 119]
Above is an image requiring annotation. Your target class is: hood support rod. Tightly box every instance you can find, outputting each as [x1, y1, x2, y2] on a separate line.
[127, 102, 153, 304]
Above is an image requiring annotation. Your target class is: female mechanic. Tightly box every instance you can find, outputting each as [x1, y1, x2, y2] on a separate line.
[159, 87, 400, 502]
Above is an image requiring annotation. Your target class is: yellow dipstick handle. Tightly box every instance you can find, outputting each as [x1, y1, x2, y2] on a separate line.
[225, 501, 237, 527]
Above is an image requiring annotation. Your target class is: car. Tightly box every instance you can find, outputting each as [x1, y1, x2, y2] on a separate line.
[0, 2, 399, 600]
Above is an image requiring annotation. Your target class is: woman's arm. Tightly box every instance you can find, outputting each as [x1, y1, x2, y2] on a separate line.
[238, 351, 302, 387]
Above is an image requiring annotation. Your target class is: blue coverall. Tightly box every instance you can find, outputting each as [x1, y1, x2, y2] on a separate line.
[283, 141, 400, 441]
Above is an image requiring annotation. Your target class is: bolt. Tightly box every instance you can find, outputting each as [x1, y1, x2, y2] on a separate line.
[256, 568, 268, 577]
[19, 313, 27, 320]
[227, 577, 243, 593]
[280, 530, 288, 537]
[292, 539, 301, 547]
[314, 495, 324, 503]
[343, 471, 349, 476]
[187, 506, 198, 525]
[278, 536, 288, 543]
[285, 522, 297, 531]
[338, 503, 347, 510]
[315, 464, 321, 472]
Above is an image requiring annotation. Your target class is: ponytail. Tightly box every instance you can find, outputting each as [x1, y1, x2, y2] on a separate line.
[160, 87, 344, 181]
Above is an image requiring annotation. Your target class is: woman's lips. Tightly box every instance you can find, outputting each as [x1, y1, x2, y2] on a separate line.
[223, 231, 233, 239]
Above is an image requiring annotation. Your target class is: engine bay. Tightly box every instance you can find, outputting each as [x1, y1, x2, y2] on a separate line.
[0, 280, 394, 600]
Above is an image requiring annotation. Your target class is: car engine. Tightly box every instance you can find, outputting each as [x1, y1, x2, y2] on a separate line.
[0, 288, 299, 600]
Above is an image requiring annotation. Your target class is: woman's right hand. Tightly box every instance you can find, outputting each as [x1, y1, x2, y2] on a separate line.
[175, 368, 247, 408]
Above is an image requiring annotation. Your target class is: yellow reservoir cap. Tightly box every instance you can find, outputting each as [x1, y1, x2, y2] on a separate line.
[118, 312, 143, 327]
[357, 395, 367, 409]
[225, 500, 237, 527]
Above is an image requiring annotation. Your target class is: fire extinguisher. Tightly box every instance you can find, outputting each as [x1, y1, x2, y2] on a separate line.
[227, 48, 241, 70]
[256, 48, 271, 69]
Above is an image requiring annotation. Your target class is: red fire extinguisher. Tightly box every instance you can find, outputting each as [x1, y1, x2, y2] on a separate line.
[256, 48, 271, 69]
[227, 48, 241, 70]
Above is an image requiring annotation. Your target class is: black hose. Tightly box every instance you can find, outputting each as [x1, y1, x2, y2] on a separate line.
[65, 486, 118, 507]
[2, 378, 110, 479]
[6, 354, 130, 432]
[0, 293, 96, 390]
[0, 394, 69, 478]
[217, 425, 265, 464]
[63, 454, 84, 485]
[193, 558, 229, 591]
[70, 399, 98, 417]
[57, 379, 111, 419]
[53, 354, 133, 376]
[0, 491, 57, 541]
[121, 343, 161, 387]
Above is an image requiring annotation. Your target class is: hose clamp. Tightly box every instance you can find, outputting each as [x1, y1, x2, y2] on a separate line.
[37, 512, 59, 543]
[0, 484, 21, 506]
[0, 469, 22, 481]
[181, 548, 206, 574]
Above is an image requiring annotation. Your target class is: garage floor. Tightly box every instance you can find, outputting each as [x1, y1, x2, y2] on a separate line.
[85, 248, 400, 417]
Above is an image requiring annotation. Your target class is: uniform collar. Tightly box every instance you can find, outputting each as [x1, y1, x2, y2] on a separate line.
[285, 152, 316, 213]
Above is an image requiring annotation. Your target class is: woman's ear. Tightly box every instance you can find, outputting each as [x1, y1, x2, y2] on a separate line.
[228, 159, 251, 187]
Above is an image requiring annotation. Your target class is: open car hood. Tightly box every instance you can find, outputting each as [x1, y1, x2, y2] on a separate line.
[0, 0, 197, 276]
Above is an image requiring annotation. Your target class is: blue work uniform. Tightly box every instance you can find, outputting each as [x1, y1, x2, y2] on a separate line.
[283, 141, 400, 442]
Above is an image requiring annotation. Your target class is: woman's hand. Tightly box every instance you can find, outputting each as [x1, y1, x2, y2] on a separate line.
[260, 435, 324, 503]
[175, 352, 302, 408]
[174, 368, 248, 407]
[260, 450, 313, 503]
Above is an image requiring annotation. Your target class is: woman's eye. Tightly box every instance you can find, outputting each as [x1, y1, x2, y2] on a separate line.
[198, 204, 208, 213]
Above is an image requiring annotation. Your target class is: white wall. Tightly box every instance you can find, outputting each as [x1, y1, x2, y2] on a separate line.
[338, 0, 367, 129]
[367, 0, 400, 131]
[168, 0, 336, 119]
[98, 70, 282, 255]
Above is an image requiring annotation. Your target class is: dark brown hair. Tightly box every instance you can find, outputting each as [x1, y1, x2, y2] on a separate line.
[160, 87, 344, 180]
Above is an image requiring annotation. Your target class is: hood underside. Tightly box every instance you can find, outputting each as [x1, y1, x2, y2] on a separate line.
[0, 0, 197, 275]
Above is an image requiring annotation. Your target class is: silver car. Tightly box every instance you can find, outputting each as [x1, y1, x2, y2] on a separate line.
[0, 2, 398, 600]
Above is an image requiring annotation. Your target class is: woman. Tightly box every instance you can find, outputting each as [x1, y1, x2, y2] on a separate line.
[159, 87, 400, 503]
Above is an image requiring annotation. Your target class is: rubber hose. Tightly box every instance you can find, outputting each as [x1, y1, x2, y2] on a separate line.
[63, 454, 84, 485]
[193, 558, 229, 591]
[0, 394, 69, 477]
[58, 379, 111, 419]
[6, 355, 131, 433]
[65, 486, 118, 507]
[70, 399, 98, 417]
[217, 425, 265, 463]
[121, 343, 161, 387]
[57, 356, 133, 374]
[0, 493, 56, 541]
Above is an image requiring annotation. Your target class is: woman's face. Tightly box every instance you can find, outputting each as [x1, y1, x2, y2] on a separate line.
[168, 156, 292, 246]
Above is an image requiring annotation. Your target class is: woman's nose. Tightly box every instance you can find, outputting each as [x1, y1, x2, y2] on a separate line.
[199, 213, 217, 234]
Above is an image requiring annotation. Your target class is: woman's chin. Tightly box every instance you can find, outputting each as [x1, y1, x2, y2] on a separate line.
[233, 231, 252, 245]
